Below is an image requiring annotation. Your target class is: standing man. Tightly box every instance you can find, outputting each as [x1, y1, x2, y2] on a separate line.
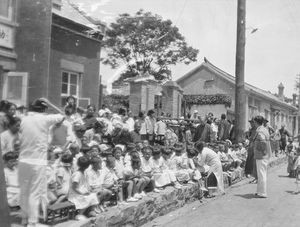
[253, 116, 272, 198]
[218, 114, 231, 141]
[18, 98, 64, 227]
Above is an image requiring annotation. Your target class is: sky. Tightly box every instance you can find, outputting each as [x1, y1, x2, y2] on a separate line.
[71, 0, 300, 98]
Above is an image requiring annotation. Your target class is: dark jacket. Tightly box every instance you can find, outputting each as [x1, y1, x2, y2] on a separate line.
[218, 119, 231, 141]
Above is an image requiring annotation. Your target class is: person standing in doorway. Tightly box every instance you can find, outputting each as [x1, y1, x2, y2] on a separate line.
[253, 116, 272, 198]
[18, 98, 65, 227]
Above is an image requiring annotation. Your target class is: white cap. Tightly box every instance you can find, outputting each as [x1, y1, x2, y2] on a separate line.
[194, 110, 198, 114]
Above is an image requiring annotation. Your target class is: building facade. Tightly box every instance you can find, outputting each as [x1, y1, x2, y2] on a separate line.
[0, 0, 104, 108]
[177, 59, 298, 134]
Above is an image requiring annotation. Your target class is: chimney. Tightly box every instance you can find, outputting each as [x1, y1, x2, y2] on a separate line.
[278, 82, 284, 101]
[293, 93, 297, 106]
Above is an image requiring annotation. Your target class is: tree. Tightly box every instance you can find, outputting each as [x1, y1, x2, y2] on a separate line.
[102, 10, 199, 82]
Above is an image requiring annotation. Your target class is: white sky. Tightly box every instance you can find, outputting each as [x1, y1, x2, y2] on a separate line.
[71, 0, 300, 98]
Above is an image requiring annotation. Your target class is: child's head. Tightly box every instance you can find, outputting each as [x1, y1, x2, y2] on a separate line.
[142, 146, 152, 160]
[186, 145, 197, 158]
[77, 156, 90, 171]
[68, 143, 80, 157]
[113, 147, 122, 160]
[136, 142, 143, 152]
[173, 143, 183, 156]
[131, 156, 141, 170]
[61, 153, 73, 168]
[162, 148, 172, 160]
[288, 137, 293, 144]
[90, 145, 100, 157]
[106, 156, 116, 169]
[8, 116, 21, 134]
[90, 156, 102, 170]
[287, 144, 293, 152]
[81, 145, 91, 156]
[74, 125, 86, 139]
[127, 143, 136, 155]
[152, 147, 161, 160]
[3, 152, 18, 169]
[143, 140, 149, 147]
[81, 136, 89, 146]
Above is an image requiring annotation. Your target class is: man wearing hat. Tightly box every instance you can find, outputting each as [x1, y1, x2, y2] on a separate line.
[18, 98, 65, 226]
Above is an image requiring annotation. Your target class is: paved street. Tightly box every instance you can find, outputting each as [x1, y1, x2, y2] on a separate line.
[144, 162, 300, 227]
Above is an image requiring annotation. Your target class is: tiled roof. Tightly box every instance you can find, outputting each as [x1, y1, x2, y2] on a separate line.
[177, 58, 297, 111]
[52, 0, 98, 30]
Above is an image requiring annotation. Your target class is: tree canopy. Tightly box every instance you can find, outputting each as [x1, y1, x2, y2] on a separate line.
[102, 10, 199, 82]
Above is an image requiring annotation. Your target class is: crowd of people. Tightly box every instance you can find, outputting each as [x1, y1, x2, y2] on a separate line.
[0, 96, 298, 226]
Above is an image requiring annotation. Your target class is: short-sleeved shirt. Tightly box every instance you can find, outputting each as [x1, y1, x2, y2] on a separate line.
[56, 166, 72, 195]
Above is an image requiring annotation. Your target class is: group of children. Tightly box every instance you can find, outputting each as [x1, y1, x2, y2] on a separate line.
[3, 139, 205, 219]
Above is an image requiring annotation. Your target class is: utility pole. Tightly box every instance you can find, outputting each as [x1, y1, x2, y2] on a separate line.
[235, 0, 247, 143]
[297, 74, 300, 138]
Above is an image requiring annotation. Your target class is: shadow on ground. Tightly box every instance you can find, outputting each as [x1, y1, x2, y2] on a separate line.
[234, 193, 257, 199]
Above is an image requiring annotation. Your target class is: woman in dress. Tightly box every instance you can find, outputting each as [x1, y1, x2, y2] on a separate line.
[193, 141, 225, 195]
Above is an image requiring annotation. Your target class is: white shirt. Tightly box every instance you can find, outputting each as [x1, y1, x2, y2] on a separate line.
[19, 112, 64, 165]
[100, 167, 118, 186]
[155, 121, 167, 135]
[141, 157, 153, 173]
[115, 158, 125, 179]
[125, 117, 135, 132]
[0, 130, 19, 155]
[85, 168, 102, 191]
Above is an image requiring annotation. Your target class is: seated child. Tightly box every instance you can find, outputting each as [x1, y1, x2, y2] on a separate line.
[217, 144, 232, 171]
[47, 148, 59, 205]
[3, 152, 20, 207]
[85, 156, 113, 211]
[227, 145, 243, 169]
[135, 142, 144, 158]
[169, 143, 191, 183]
[151, 147, 182, 189]
[124, 143, 137, 168]
[56, 153, 73, 200]
[68, 156, 99, 218]
[113, 147, 138, 202]
[236, 143, 247, 163]
[100, 156, 128, 205]
[123, 153, 147, 199]
[140, 146, 157, 193]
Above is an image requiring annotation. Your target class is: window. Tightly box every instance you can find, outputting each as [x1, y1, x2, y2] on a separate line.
[61, 71, 81, 106]
[0, 0, 13, 20]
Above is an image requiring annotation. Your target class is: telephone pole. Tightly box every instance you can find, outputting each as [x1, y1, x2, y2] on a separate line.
[297, 74, 300, 137]
[235, 0, 247, 143]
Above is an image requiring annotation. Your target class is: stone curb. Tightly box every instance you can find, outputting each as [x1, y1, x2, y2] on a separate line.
[56, 156, 287, 227]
